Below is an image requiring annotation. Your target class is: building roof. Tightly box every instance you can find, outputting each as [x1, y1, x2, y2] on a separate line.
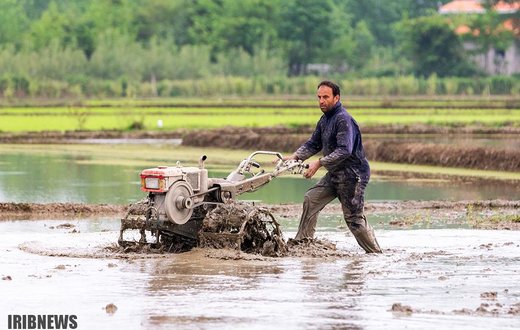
[439, 0, 520, 15]
[494, 1, 520, 13]
[439, 0, 485, 14]
[440, 0, 520, 37]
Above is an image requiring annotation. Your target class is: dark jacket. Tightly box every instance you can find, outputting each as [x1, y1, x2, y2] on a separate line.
[295, 101, 370, 179]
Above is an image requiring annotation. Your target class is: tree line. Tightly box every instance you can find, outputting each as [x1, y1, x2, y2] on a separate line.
[0, 0, 518, 98]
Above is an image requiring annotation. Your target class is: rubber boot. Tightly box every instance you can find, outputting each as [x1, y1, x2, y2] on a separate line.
[349, 223, 382, 253]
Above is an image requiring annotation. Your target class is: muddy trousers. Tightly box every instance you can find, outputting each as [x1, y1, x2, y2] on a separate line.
[294, 174, 382, 253]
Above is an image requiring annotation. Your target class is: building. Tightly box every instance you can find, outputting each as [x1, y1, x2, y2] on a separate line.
[439, 0, 520, 75]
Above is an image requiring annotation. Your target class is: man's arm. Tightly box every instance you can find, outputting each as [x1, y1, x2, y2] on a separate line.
[293, 121, 323, 161]
[319, 117, 354, 171]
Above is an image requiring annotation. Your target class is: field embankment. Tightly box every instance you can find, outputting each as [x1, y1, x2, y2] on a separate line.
[0, 125, 518, 172]
[181, 127, 520, 172]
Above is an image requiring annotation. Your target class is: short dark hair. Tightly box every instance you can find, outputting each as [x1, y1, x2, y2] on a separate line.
[317, 80, 340, 97]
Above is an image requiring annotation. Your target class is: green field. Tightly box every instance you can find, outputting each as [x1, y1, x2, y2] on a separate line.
[1, 104, 519, 132]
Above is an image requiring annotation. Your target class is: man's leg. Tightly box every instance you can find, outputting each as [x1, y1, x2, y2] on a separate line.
[294, 176, 336, 240]
[337, 178, 382, 253]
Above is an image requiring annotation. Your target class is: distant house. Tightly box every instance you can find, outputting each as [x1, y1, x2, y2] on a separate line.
[439, 0, 520, 75]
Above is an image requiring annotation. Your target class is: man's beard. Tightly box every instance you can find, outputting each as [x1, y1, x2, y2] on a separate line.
[320, 104, 331, 113]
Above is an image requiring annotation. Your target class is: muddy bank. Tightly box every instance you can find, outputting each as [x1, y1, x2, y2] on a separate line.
[365, 141, 520, 172]
[1, 126, 518, 171]
[182, 127, 520, 172]
[0, 130, 186, 144]
[3, 199, 518, 218]
[0, 202, 126, 220]
[270, 200, 520, 230]
[2, 200, 519, 230]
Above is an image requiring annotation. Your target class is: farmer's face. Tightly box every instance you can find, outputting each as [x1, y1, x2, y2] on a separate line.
[317, 85, 339, 113]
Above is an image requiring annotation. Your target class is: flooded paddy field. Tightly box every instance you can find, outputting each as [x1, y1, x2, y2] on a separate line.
[1, 217, 520, 329]
[1, 139, 519, 329]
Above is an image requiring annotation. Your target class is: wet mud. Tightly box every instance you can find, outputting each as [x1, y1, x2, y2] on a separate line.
[198, 203, 287, 257]
[2, 200, 519, 230]
[3, 193, 520, 328]
[18, 236, 351, 262]
[0, 130, 185, 144]
[3, 217, 520, 329]
[391, 301, 520, 317]
[9, 198, 520, 263]
[0, 202, 126, 220]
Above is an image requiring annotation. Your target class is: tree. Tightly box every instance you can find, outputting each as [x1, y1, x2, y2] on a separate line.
[398, 15, 477, 77]
[133, 0, 191, 46]
[350, 20, 376, 70]
[0, 0, 29, 47]
[185, 0, 224, 52]
[211, 0, 281, 56]
[346, 0, 420, 46]
[278, 0, 339, 75]
[26, 1, 71, 50]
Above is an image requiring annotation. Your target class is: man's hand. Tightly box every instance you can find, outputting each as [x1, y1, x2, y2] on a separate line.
[304, 159, 321, 179]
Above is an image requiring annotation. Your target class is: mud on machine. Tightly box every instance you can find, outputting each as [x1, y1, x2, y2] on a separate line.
[119, 151, 307, 255]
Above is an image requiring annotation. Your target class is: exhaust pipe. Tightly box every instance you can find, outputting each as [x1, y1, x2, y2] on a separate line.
[199, 155, 207, 169]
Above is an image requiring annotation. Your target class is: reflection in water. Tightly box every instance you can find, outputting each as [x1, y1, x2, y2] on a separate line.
[0, 152, 518, 204]
[140, 255, 366, 329]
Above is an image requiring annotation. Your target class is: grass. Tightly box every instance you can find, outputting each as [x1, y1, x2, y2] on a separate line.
[3, 95, 518, 108]
[0, 106, 519, 132]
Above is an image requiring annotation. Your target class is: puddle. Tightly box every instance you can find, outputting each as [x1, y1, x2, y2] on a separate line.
[1, 219, 519, 329]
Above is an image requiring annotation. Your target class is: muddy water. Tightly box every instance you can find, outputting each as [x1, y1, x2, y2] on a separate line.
[1, 153, 518, 204]
[1, 218, 519, 329]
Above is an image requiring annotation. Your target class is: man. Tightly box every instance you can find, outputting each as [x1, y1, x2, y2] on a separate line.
[284, 80, 382, 253]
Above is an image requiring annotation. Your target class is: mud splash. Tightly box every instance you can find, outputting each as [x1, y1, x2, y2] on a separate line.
[19, 235, 352, 262]
[199, 203, 287, 257]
